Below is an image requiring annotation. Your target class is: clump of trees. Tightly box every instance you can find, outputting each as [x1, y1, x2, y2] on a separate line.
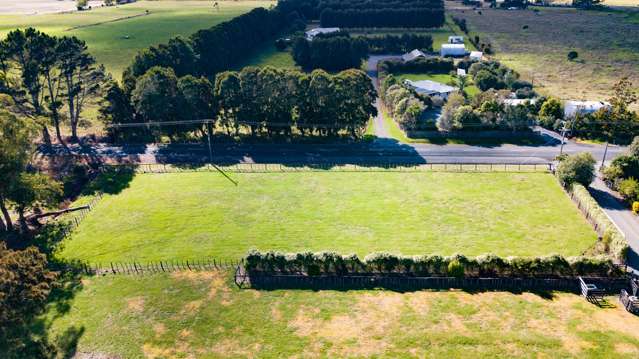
[603, 136, 639, 204]
[378, 57, 454, 76]
[0, 28, 108, 147]
[320, 8, 445, 28]
[366, 34, 433, 54]
[292, 34, 368, 71]
[556, 152, 596, 187]
[381, 76, 431, 131]
[468, 61, 534, 96]
[102, 66, 377, 140]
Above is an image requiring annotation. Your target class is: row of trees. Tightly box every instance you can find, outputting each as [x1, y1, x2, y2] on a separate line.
[292, 34, 368, 71]
[468, 60, 534, 95]
[378, 57, 454, 76]
[0, 28, 108, 148]
[320, 8, 445, 28]
[102, 66, 377, 140]
[278, 0, 444, 22]
[122, 7, 301, 92]
[366, 34, 433, 54]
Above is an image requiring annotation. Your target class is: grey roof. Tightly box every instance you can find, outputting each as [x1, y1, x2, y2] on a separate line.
[404, 79, 458, 95]
[564, 101, 610, 118]
[304, 27, 340, 40]
[401, 49, 426, 62]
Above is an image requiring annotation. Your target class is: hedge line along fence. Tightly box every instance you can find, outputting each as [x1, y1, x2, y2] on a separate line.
[69, 258, 244, 276]
[245, 250, 625, 278]
[569, 183, 628, 262]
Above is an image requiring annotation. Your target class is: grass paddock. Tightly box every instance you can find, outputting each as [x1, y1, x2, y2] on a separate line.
[44, 270, 639, 358]
[59, 171, 597, 263]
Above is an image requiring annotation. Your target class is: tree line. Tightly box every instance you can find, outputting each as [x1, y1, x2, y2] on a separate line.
[102, 66, 377, 140]
[292, 33, 435, 71]
[122, 6, 304, 92]
[320, 8, 445, 28]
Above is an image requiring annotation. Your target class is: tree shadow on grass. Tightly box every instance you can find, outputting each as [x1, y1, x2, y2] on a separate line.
[82, 165, 137, 196]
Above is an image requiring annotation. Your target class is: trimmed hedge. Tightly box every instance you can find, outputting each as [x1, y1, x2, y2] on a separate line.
[378, 57, 454, 78]
[245, 250, 623, 278]
[570, 183, 629, 262]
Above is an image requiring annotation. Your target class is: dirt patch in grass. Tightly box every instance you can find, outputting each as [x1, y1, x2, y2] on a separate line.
[125, 296, 144, 312]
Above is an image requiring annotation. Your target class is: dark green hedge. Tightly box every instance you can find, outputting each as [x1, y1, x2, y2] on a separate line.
[245, 250, 624, 278]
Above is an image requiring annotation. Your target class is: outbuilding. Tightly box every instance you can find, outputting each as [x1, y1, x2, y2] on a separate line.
[564, 101, 611, 118]
[448, 36, 464, 44]
[404, 79, 458, 100]
[440, 44, 466, 57]
[469, 51, 483, 61]
[401, 49, 427, 62]
[304, 27, 340, 41]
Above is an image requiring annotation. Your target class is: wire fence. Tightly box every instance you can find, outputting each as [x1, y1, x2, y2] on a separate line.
[57, 193, 104, 237]
[74, 257, 244, 276]
[118, 162, 553, 174]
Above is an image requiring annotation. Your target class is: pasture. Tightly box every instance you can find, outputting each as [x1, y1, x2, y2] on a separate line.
[44, 270, 639, 358]
[58, 171, 597, 263]
[449, 7, 639, 108]
[0, 0, 275, 79]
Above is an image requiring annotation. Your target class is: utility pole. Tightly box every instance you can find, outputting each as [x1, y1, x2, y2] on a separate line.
[559, 120, 568, 156]
[600, 141, 609, 171]
[206, 120, 214, 163]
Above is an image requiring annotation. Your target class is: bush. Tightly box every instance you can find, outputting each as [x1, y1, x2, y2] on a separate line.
[274, 38, 289, 51]
[447, 260, 465, 278]
[633, 202, 639, 214]
[556, 153, 596, 187]
[567, 51, 579, 61]
[618, 178, 639, 203]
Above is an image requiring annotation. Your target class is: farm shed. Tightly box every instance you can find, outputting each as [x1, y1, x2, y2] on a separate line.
[402, 49, 427, 62]
[441, 44, 466, 57]
[448, 36, 464, 44]
[564, 100, 611, 118]
[404, 79, 458, 99]
[469, 51, 483, 61]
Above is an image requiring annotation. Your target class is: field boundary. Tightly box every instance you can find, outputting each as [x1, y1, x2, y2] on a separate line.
[114, 162, 553, 174]
[70, 257, 244, 276]
[64, 12, 151, 32]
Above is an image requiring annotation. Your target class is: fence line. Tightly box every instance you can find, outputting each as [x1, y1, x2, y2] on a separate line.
[58, 193, 104, 236]
[71, 257, 245, 276]
[113, 162, 553, 174]
[242, 273, 630, 293]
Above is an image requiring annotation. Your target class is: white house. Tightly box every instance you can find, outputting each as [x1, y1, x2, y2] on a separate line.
[564, 100, 611, 118]
[404, 79, 458, 99]
[448, 36, 464, 44]
[440, 44, 466, 57]
[469, 51, 483, 61]
[401, 49, 427, 62]
[456, 68, 467, 77]
[304, 27, 340, 41]
[503, 98, 538, 107]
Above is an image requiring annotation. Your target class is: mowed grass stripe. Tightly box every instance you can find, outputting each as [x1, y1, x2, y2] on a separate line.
[58, 172, 597, 262]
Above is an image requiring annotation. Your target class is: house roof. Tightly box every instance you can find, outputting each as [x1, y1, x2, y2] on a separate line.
[401, 49, 426, 62]
[441, 44, 466, 50]
[469, 51, 483, 59]
[564, 100, 610, 117]
[304, 27, 340, 40]
[457, 69, 467, 76]
[404, 79, 458, 95]
[503, 98, 537, 106]
[448, 36, 464, 43]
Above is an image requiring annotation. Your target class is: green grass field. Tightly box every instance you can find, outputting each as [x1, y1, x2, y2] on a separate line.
[0, 1, 275, 79]
[58, 171, 597, 263]
[43, 270, 639, 358]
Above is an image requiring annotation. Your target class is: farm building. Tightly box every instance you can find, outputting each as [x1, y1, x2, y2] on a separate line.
[402, 49, 427, 62]
[441, 44, 466, 57]
[469, 51, 483, 61]
[448, 36, 464, 44]
[404, 79, 458, 99]
[564, 100, 611, 118]
[457, 68, 467, 77]
[305, 27, 340, 41]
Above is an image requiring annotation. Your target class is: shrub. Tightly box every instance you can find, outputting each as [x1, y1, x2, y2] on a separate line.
[618, 178, 639, 203]
[447, 260, 465, 278]
[567, 51, 579, 61]
[633, 201, 639, 214]
[556, 153, 596, 187]
[274, 38, 288, 51]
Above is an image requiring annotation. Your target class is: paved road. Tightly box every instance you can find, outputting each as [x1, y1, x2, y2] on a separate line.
[590, 177, 639, 272]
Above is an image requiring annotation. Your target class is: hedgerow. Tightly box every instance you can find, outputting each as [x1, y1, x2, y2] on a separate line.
[245, 250, 623, 277]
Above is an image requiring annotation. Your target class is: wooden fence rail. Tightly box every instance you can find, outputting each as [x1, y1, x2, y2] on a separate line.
[71, 258, 245, 276]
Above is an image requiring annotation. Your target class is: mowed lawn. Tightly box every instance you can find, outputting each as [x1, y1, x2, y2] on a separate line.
[0, 0, 275, 79]
[45, 270, 639, 358]
[58, 171, 597, 263]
